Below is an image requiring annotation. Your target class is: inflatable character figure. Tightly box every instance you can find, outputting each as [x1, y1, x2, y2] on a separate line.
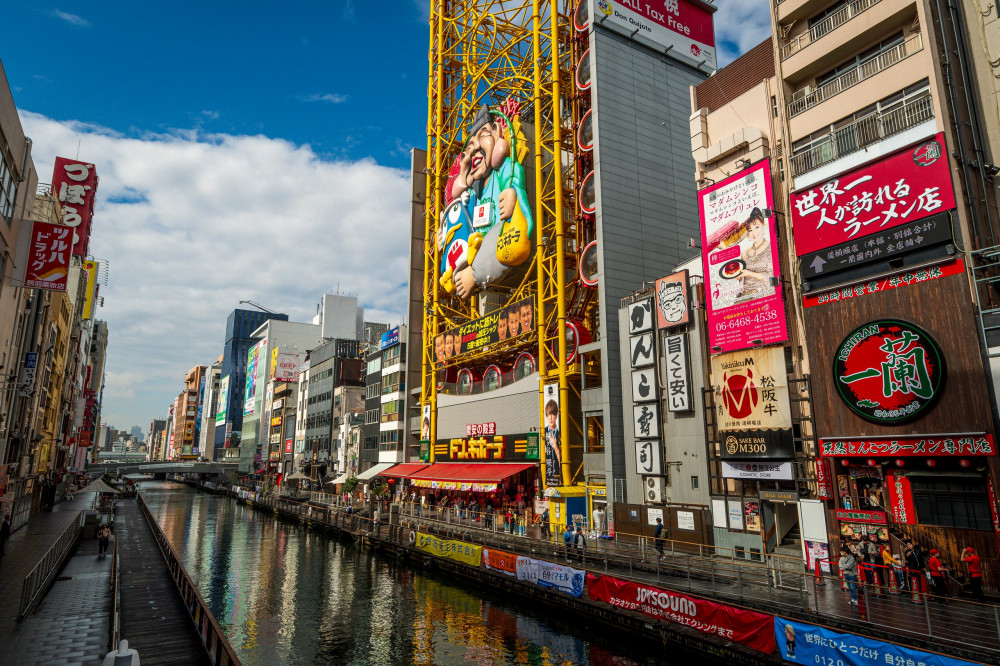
[438, 100, 534, 299]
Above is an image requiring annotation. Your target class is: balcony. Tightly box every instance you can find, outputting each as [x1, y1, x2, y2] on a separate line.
[790, 90, 933, 176]
[781, 0, 883, 60]
[788, 34, 922, 117]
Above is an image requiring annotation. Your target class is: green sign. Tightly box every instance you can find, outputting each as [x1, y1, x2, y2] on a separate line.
[525, 432, 539, 460]
[419, 439, 430, 462]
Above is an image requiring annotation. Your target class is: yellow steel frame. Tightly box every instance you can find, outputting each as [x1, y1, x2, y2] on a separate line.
[421, 0, 578, 486]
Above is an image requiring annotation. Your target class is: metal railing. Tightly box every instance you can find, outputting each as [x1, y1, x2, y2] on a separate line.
[17, 510, 85, 620]
[236, 489, 999, 659]
[107, 536, 121, 652]
[791, 92, 934, 176]
[788, 34, 923, 117]
[137, 494, 242, 666]
[781, 0, 883, 60]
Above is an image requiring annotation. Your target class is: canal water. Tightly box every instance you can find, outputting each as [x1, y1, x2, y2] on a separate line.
[142, 481, 695, 666]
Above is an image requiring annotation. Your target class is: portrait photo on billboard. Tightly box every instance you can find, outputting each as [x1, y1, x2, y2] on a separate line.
[543, 382, 561, 487]
[655, 271, 689, 329]
[699, 160, 788, 353]
[436, 100, 535, 301]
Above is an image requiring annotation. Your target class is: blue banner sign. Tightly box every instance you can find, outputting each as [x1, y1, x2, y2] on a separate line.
[775, 617, 978, 666]
[380, 327, 399, 350]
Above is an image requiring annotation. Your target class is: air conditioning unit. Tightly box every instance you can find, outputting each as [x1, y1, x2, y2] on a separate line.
[792, 85, 814, 102]
[645, 476, 664, 503]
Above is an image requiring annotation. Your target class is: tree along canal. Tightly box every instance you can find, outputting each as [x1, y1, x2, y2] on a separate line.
[140, 481, 723, 665]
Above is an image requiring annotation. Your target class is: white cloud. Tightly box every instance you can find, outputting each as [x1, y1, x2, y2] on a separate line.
[50, 10, 89, 27]
[713, 0, 772, 67]
[20, 111, 413, 430]
[298, 93, 349, 105]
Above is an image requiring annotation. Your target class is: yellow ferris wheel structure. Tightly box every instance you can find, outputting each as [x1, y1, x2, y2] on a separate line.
[421, 0, 595, 488]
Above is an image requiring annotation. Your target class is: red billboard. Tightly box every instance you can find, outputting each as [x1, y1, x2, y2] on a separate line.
[790, 133, 956, 256]
[886, 470, 915, 525]
[25, 221, 73, 291]
[586, 574, 776, 654]
[819, 434, 995, 457]
[51, 157, 99, 257]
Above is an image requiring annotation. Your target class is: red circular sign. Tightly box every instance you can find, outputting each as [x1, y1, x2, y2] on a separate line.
[833, 320, 945, 424]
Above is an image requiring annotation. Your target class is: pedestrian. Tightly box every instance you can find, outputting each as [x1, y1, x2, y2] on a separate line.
[904, 540, 927, 601]
[961, 546, 984, 601]
[859, 534, 879, 590]
[98, 524, 111, 557]
[927, 548, 949, 599]
[839, 545, 859, 605]
[574, 526, 587, 562]
[540, 507, 550, 539]
[653, 517, 665, 559]
[563, 524, 574, 562]
[0, 513, 10, 558]
[881, 545, 903, 592]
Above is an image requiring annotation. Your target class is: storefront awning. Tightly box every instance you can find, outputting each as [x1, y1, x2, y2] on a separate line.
[330, 473, 350, 484]
[382, 463, 430, 478]
[356, 462, 395, 481]
[410, 462, 536, 483]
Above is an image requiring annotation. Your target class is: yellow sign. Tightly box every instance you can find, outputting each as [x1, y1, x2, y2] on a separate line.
[415, 532, 481, 566]
[82, 260, 98, 319]
[270, 348, 279, 380]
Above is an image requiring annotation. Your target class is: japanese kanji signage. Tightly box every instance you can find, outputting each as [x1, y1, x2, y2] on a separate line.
[800, 212, 952, 281]
[815, 459, 833, 500]
[629, 332, 655, 368]
[435, 433, 538, 461]
[712, 347, 793, 459]
[721, 461, 793, 480]
[700, 160, 788, 353]
[627, 298, 654, 334]
[633, 403, 661, 439]
[790, 132, 956, 257]
[819, 434, 995, 457]
[833, 320, 945, 424]
[25, 221, 72, 291]
[51, 157, 98, 257]
[631, 367, 657, 403]
[834, 509, 887, 525]
[465, 422, 496, 437]
[886, 470, 915, 525]
[664, 334, 691, 412]
[434, 297, 535, 363]
[803, 259, 964, 308]
[635, 440, 663, 475]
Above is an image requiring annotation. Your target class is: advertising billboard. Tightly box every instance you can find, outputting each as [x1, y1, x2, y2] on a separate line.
[51, 157, 99, 257]
[243, 343, 261, 416]
[791, 133, 956, 258]
[270, 350, 302, 383]
[542, 382, 561, 487]
[588, 574, 775, 654]
[434, 297, 535, 364]
[436, 102, 535, 301]
[592, 0, 717, 70]
[380, 327, 400, 350]
[216, 376, 230, 425]
[25, 221, 72, 291]
[654, 271, 689, 329]
[82, 260, 99, 318]
[711, 347, 793, 459]
[700, 160, 787, 353]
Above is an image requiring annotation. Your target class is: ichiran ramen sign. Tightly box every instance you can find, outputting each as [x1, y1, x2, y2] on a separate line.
[834, 320, 945, 424]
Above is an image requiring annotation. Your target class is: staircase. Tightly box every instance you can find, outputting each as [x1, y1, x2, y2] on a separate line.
[772, 524, 804, 589]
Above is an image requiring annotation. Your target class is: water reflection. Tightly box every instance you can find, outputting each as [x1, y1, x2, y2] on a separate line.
[142, 482, 673, 665]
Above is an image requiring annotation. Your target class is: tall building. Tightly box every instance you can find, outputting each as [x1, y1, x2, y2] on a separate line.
[198, 358, 221, 460]
[300, 337, 363, 481]
[215, 308, 288, 459]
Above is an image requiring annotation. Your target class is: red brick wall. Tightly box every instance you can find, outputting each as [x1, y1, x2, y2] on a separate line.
[694, 39, 774, 112]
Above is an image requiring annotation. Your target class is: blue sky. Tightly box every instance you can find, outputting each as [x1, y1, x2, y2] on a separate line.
[1, 1, 771, 434]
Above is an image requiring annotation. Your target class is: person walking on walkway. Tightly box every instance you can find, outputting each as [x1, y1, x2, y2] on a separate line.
[653, 518, 665, 559]
[839, 545, 859, 605]
[0, 513, 10, 558]
[928, 548, 949, 599]
[574, 526, 587, 562]
[563, 525, 574, 562]
[540, 508, 550, 540]
[961, 547, 984, 601]
[98, 524, 111, 558]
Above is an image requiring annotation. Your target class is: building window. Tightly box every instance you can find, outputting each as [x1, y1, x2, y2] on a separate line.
[0, 152, 16, 226]
[912, 476, 992, 531]
[691, 476, 699, 490]
[771, 95, 778, 118]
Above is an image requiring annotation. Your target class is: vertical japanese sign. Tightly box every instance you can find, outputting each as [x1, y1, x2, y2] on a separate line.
[82, 260, 99, 318]
[815, 459, 833, 500]
[664, 333, 691, 412]
[790, 132, 957, 257]
[25, 222, 72, 291]
[19, 352, 38, 397]
[216, 376, 230, 425]
[542, 382, 561, 487]
[699, 160, 787, 353]
[634, 440, 662, 475]
[244, 343, 261, 416]
[886, 470, 915, 525]
[51, 157, 98, 257]
[711, 347, 793, 459]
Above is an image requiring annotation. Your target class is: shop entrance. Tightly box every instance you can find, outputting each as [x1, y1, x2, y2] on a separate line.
[838, 468, 885, 512]
[758, 490, 800, 555]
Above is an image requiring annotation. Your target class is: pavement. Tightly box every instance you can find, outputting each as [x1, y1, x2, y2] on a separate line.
[0, 492, 110, 666]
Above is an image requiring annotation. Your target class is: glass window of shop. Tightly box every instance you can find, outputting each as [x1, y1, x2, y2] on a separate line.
[911, 476, 992, 531]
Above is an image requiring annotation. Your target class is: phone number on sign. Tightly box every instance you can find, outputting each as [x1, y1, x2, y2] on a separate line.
[714, 309, 779, 332]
